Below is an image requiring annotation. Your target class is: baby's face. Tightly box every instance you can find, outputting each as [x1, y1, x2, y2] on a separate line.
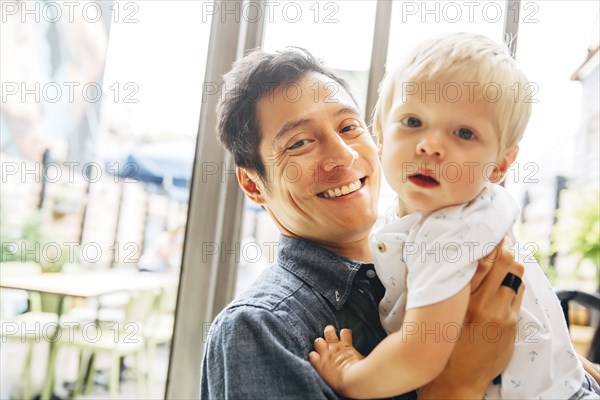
[380, 78, 507, 216]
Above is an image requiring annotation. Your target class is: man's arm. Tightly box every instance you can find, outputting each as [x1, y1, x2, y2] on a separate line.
[201, 305, 336, 399]
[419, 243, 525, 399]
[579, 354, 600, 385]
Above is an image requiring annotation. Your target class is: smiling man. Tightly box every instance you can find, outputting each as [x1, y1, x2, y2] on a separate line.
[244, 71, 380, 261]
[200, 48, 526, 399]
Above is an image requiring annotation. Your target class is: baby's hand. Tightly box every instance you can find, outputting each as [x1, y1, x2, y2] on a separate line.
[309, 325, 364, 395]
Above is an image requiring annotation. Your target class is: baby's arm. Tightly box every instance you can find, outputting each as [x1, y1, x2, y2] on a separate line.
[310, 285, 470, 399]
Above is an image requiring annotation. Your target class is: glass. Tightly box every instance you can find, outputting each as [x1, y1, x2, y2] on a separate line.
[0, 1, 211, 398]
[234, 1, 378, 295]
[509, 1, 599, 288]
[380, 0, 509, 219]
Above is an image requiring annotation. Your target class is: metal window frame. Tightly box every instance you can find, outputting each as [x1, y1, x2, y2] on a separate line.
[365, 1, 393, 127]
[165, 1, 265, 398]
[504, 0, 521, 57]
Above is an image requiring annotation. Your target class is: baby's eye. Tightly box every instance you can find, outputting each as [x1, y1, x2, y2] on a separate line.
[400, 116, 422, 128]
[287, 139, 308, 150]
[454, 127, 476, 140]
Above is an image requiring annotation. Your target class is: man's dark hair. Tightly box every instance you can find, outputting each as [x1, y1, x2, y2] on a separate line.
[217, 47, 354, 187]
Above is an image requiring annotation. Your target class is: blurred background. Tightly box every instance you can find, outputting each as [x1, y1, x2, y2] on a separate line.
[1, 1, 598, 398]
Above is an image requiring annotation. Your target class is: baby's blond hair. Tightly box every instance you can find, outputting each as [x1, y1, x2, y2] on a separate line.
[373, 32, 532, 151]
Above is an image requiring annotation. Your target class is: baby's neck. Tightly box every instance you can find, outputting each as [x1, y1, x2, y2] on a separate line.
[396, 200, 445, 219]
[396, 200, 417, 218]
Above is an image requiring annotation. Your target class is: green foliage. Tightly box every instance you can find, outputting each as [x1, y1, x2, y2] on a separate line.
[553, 189, 600, 281]
[0, 209, 42, 263]
[532, 246, 557, 284]
[0, 209, 71, 272]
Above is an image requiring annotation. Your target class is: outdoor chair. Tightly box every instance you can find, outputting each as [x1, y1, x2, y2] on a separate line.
[556, 289, 600, 363]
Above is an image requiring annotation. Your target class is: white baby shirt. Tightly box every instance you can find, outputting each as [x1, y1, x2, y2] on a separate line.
[371, 184, 584, 399]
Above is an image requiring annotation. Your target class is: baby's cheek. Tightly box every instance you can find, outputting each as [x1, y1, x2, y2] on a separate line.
[455, 170, 487, 199]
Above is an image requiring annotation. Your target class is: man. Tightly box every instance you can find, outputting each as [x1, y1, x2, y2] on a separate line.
[200, 47, 525, 399]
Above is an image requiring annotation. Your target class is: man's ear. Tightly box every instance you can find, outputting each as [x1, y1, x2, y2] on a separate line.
[490, 146, 519, 183]
[237, 167, 265, 205]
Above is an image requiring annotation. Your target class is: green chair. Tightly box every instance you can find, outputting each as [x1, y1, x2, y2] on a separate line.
[144, 286, 178, 383]
[0, 262, 57, 400]
[58, 289, 158, 398]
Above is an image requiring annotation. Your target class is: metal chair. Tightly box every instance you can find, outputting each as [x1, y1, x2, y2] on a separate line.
[0, 262, 60, 400]
[57, 289, 158, 398]
[556, 290, 600, 363]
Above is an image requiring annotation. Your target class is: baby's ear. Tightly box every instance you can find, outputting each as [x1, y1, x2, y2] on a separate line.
[371, 113, 384, 157]
[371, 125, 383, 157]
[490, 146, 519, 183]
[376, 133, 383, 157]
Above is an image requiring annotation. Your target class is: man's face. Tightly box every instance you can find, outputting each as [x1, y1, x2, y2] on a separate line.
[380, 77, 510, 216]
[242, 72, 381, 247]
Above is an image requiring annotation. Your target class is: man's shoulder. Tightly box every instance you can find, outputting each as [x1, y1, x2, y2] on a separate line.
[213, 265, 320, 327]
[200, 267, 342, 400]
[208, 265, 333, 343]
[229, 265, 305, 310]
[204, 266, 323, 360]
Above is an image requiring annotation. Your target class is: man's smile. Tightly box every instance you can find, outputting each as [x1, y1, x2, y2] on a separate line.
[317, 177, 367, 198]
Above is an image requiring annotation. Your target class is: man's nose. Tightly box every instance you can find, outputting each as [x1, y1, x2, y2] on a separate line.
[415, 131, 445, 158]
[321, 135, 359, 172]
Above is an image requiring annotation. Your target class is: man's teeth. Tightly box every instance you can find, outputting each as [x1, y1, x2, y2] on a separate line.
[321, 179, 362, 199]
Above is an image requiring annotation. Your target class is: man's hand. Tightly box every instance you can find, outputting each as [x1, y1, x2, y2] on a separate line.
[419, 242, 525, 399]
[578, 354, 600, 385]
[309, 325, 365, 396]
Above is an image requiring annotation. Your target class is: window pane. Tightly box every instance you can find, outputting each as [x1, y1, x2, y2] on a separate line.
[0, 1, 211, 398]
[386, 0, 507, 64]
[509, 0, 599, 289]
[235, 1, 378, 295]
[263, 0, 377, 114]
[380, 1, 508, 218]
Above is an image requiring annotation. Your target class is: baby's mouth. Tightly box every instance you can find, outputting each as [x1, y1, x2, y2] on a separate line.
[408, 174, 440, 188]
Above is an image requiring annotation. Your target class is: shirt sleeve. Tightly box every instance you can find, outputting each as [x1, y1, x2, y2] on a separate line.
[405, 186, 519, 309]
[200, 305, 338, 400]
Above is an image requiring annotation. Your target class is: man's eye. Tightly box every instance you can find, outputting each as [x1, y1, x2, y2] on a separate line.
[340, 124, 358, 133]
[454, 127, 476, 140]
[400, 116, 422, 128]
[287, 140, 308, 150]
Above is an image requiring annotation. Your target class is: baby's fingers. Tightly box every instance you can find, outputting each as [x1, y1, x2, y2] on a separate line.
[339, 328, 353, 346]
[324, 325, 340, 343]
[314, 337, 328, 353]
[309, 351, 321, 369]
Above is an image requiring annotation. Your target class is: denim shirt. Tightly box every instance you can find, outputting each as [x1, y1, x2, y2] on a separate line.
[200, 235, 417, 400]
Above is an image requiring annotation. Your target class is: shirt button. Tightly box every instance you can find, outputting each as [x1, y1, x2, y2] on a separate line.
[377, 242, 386, 253]
[366, 269, 376, 279]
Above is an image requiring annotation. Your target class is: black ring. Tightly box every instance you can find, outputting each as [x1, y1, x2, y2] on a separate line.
[501, 273, 522, 294]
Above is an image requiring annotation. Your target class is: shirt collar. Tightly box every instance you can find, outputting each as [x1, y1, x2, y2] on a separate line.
[277, 235, 371, 310]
